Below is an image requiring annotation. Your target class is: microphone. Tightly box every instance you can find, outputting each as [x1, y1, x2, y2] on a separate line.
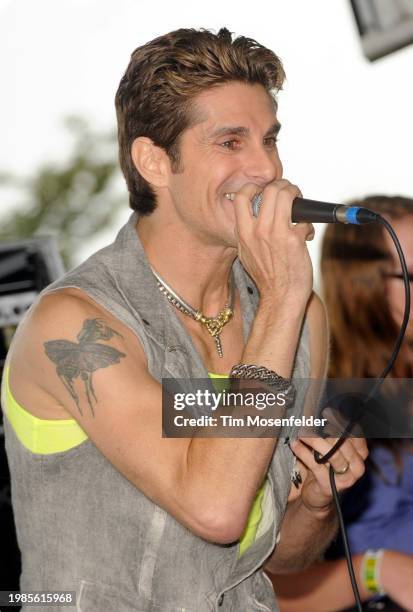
[250, 193, 379, 225]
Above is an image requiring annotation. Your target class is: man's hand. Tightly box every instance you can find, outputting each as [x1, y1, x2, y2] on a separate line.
[233, 180, 315, 379]
[233, 180, 315, 309]
[265, 436, 368, 574]
[290, 437, 368, 513]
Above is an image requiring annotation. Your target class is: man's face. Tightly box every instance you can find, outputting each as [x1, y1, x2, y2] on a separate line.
[165, 81, 283, 247]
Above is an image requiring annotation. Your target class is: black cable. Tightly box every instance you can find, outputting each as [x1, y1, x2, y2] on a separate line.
[370, 217, 411, 388]
[324, 475, 364, 611]
[328, 465, 361, 605]
[313, 214, 411, 611]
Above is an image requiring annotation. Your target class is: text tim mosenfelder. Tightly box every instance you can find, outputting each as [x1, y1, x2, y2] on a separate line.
[172, 390, 327, 428]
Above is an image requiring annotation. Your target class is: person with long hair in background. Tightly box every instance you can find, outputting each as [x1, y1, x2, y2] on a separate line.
[270, 195, 413, 611]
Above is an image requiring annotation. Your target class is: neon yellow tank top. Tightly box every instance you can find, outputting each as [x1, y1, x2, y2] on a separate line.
[1, 366, 87, 454]
[1, 366, 265, 556]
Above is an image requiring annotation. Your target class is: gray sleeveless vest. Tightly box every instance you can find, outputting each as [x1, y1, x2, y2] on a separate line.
[3, 213, 310, 611]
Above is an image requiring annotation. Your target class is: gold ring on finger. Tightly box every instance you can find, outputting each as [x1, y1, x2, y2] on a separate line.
[333, 461, 350, 475]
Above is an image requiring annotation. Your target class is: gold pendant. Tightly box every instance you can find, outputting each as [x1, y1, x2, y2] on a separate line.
[196, 306, 233, 358]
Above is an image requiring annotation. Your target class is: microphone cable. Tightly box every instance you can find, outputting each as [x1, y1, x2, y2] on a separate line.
[313, 214, 411, 611]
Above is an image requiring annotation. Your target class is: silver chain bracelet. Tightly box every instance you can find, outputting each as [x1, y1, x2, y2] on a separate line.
[229, 363, 294, 395]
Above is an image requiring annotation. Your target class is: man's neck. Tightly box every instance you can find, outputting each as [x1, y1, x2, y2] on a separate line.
[136, 216, 237, 316]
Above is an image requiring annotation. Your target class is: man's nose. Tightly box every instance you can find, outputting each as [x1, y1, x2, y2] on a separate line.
[244, 143, 282, 185]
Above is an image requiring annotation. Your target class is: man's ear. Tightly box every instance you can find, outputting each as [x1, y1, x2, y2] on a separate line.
[131, 137, 170, 188]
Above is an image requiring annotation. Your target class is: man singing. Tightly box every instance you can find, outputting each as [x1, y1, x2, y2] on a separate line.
[2, 28, 367, 610]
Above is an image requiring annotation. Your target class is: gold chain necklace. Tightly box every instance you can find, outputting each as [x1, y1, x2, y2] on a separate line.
[152, 268, 234, 358]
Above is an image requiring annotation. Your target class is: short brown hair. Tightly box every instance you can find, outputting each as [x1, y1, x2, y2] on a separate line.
[115, 27, 285, 215]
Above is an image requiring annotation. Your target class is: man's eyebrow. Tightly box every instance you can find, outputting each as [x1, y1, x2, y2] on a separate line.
[265, 122, 282, 137]
[208, 126, 249, 138]
[208, 122, 281, 139]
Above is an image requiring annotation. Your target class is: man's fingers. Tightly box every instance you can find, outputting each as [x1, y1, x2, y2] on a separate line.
[305, 224, 315, 241]
[232, 183, 257, 229]
[292, 437, 365, 485]
[231, 179, 301, 229]
[290, 439, 331, 488]
[231, 180, 314, 244]
[290, 222, 315, 242]
[254, 181, 296, 228]
[297, 437, 348, 473]
[351, 436, 369, 460]
[338, 439, 368, 480]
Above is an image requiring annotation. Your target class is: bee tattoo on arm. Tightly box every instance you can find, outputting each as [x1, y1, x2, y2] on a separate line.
[43, 318, 126, 417]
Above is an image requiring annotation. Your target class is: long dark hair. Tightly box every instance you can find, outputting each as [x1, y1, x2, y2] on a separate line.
[321, 195, 413, 473]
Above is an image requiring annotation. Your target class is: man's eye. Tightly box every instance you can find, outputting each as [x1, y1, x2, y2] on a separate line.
[221, 140, 239, 150]
[264, 136, 278, 147]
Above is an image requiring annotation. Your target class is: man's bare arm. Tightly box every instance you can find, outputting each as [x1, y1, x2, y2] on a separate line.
[8, 287, 307, 544]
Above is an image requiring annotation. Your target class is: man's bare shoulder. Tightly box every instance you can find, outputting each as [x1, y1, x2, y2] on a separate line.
[26, 287, 119, 328]
[14, 287, 141, 347]
[8, 287, 147, 401]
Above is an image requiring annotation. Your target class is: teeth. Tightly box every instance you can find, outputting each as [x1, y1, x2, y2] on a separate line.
[224, 192, 235, 201]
